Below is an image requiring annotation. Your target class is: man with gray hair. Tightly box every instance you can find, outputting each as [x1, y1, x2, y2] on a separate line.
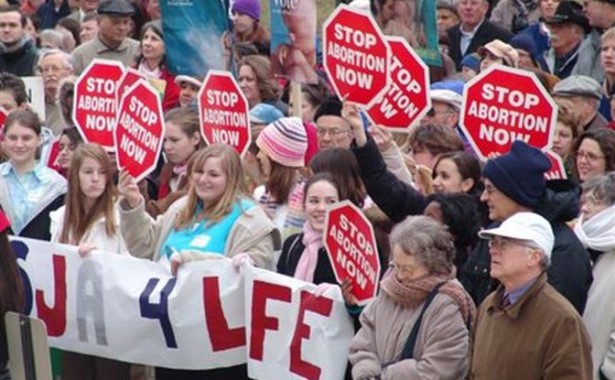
[552, 74, 608, 132]
[37, 49, 75, 135]
[470, 212, 592, 379]
[71, 0, 139, 73]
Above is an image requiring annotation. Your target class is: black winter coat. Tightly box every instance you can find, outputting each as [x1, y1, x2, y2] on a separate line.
[351, 138, 428, 223]
[278, 233, 339, 286]
[459, 180, 593, 313]
[0, 38, 38, 77]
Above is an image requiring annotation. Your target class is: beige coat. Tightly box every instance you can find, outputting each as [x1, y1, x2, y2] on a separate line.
[349, 287, 470, 380]
[71, 35, 140, 74]
[119, 196, 280, 270]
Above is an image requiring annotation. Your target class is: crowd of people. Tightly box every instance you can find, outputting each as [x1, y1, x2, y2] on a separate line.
[0, 0, 615, 379]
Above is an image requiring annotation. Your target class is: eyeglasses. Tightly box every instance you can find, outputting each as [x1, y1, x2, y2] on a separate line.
[575, 151, 605, 163]
[316, 128, 350, 137]
[582, 192, 604, 208]
[37, 65, 70, 74]
[388, 261, 415, 275]
[426, 108, 453, 117]
[488, 238, 538, 251]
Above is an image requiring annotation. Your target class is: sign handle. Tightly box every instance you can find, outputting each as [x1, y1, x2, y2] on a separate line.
[6, 312, 52, 380]
[290, 81, 302, 119]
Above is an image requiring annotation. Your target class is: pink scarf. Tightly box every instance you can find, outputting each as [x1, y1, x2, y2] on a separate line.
[294, 223, 323, 283]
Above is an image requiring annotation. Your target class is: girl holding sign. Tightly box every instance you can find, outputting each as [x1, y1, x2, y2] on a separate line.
[118, 143, 279, 379]
[49, 143, 131, 380]
[278, 173, 344, 286]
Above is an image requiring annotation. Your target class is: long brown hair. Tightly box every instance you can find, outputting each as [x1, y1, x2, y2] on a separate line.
[267, 160, 298, 205]
[59, 144, 117, 243]
[309, 148, 366, 208]
[175, 144, 247, 228]
[238, 55, 280, 102]
[0, 223, 24, 356]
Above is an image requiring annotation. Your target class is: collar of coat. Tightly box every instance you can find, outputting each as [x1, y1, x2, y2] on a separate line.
[486, 272, 547, 319]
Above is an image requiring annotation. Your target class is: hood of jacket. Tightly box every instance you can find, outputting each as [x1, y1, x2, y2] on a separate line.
[533, 179, 581, 223]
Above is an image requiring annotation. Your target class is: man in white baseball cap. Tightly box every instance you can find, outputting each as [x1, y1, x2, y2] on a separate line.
[470, 211, 592, 380]
[420, 89, 462, 129]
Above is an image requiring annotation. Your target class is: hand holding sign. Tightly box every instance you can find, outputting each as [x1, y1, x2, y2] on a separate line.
[324, 201, 380, 305]
[114, 80, 165, 182]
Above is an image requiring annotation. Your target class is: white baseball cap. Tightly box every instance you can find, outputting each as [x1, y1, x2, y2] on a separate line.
[430, 89, 463, 111]
[479, 212, 554, 260]
[174, 75, 202, 88]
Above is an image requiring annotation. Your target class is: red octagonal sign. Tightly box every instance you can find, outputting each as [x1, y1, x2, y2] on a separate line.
[323, 4, 390, 106]
[544, 150, 567, 180]
[324, 200, 380, 305]
[199, 70, 250, 157]
[460, 65, 557, 161]
[366, 36, 430, 130]
[114, 80, 165, 182]
[73, 59, 125, 150]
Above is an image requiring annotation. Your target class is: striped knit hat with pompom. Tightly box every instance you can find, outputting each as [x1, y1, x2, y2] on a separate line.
[256, 117, 308, 168]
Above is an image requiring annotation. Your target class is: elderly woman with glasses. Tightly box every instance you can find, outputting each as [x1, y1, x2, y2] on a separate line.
[574, 172, 615, 380]
[573, 128, 615, 183]
[349, 215, 475, 380]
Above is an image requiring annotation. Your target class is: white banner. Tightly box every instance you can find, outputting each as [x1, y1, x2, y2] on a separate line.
[11, 236, 354, 379]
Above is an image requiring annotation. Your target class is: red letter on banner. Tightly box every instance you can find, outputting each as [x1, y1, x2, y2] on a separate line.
[290, 291, 334, 380]
[203, 276, 246, 351]
[35, 254, 67, 336]
[249, 280, 291, 361]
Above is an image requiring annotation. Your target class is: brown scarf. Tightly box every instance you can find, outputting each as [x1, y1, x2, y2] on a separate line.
[380, 268, 476, 328]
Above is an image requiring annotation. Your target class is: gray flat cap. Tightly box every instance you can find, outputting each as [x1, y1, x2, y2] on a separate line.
[551, 75, 602, 100]
[97, 0, 135, 16]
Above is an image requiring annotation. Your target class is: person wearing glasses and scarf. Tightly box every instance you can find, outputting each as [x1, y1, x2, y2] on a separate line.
[349, 215, 475, 380]
[575, 173, 615, 380]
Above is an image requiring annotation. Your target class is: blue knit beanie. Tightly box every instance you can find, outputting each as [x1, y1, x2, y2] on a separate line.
[232, 0, 261, 21]
[482, 141, 551, 208]
[460, 53, 481, 72]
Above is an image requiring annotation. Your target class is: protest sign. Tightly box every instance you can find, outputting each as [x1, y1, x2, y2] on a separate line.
[115, 68, 146, 106]
[379, 0, 440, 66]
[72, 59, 125, 150]
[323, 4, 390, 106]
[0, 107, 8, 133]
[22, 76, 46, 121]
[12, 236, 354, 376]
[366, 36, 430, 130]
[160, 0, 226, 76]
[45, 137, 62, 172]
[544, 150, 567, 180]
[270, 0, 318, 84]
[460, 65, 557, 160]
[114, 80, 165, 182]
[324, 201, 380, 305]
[199, 70, 250, 157]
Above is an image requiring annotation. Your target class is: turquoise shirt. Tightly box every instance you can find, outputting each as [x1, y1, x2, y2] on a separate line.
[161, 199, 255, 258]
